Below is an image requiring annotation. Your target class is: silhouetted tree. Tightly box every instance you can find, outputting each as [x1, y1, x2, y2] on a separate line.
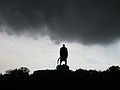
[107, 65, 120, 72]
[0, 65, 120, 90]
[5, 67, 30, 80]
[0, 73, 2, 80]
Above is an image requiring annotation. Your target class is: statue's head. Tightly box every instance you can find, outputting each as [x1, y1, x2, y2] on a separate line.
[63, 44, 65, 47]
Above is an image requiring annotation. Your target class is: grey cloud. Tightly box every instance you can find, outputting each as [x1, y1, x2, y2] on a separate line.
[0, 0, 120, 45]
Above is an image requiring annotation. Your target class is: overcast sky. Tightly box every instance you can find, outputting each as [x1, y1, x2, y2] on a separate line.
[0, 0, 120, 73]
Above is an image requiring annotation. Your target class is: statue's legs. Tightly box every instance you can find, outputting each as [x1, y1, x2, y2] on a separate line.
[65, 60, 67, 65]
[60, 57, 67, 65]
[60, 60, 62, 65]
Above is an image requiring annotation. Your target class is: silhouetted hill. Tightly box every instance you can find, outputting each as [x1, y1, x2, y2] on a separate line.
[0, 65, 120, 90]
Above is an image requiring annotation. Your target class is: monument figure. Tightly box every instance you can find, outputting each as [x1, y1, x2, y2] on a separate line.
[57, 44, 68, 65]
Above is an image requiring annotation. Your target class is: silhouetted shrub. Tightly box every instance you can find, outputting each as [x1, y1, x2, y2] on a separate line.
[0, 65, 120, 90]
[5, 67, 30, 80]
[0, 73, 3, 80]
[107, 65, 120, 72]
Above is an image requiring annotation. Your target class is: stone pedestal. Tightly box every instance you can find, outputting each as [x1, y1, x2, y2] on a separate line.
[56, 64, 69, 71]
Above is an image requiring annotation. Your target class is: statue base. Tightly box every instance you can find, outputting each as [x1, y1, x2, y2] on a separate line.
[56, 64, 69, 71]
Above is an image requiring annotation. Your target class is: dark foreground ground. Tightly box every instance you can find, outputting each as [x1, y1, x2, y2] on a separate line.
[0, 65, 120, 90]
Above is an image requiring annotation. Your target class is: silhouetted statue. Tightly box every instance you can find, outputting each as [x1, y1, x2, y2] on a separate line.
[57, 44, 68, 65]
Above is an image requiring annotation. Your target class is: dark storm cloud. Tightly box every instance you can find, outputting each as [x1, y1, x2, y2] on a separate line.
[0, 0, 120, 44]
